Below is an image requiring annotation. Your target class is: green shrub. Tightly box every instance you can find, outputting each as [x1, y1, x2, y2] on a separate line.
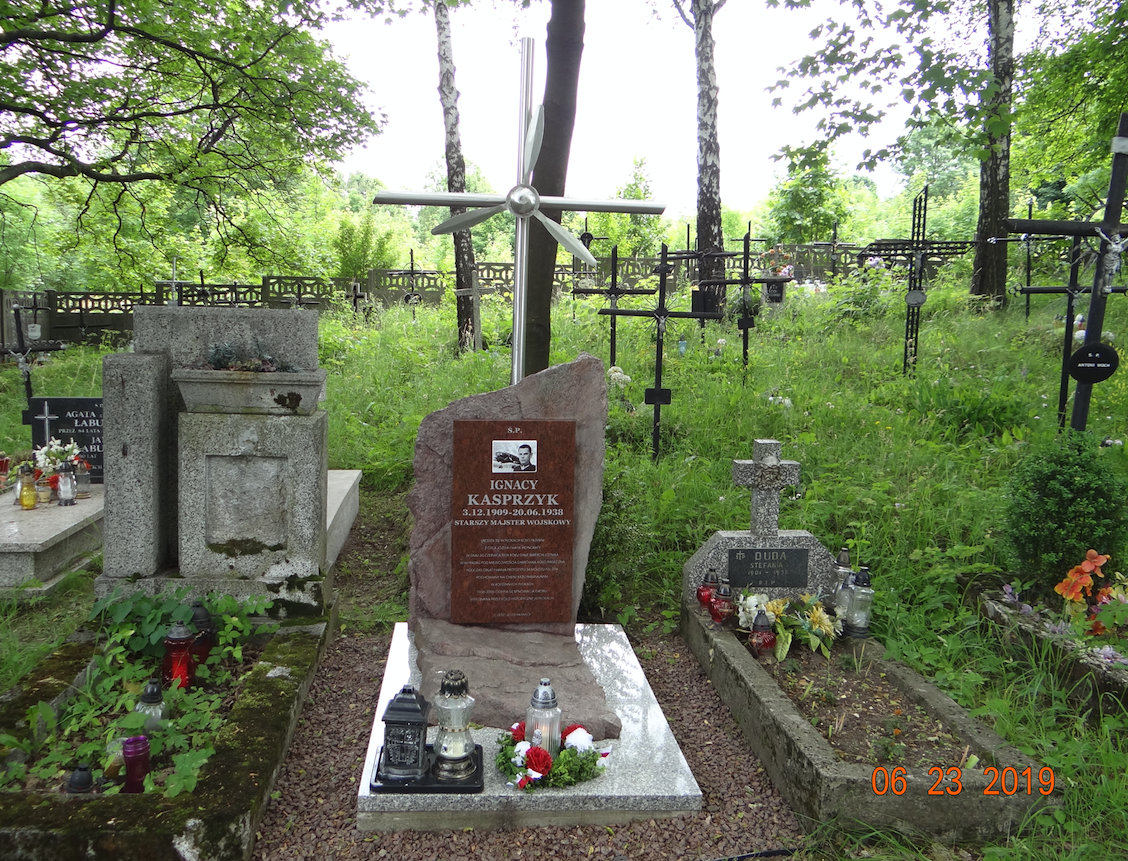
[1002, 431, 1128, 593]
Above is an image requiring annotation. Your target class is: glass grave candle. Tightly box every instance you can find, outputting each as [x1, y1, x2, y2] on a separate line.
[696, 568, 720, 609]
[843, 567, 875, 638]
[66, 763, 94, 794]
[432, 669, 477, 781]
[56, 461, 77, 506]
[134, 678, 169, 730]
[526, 678, 562, 757]
[189, 600, 215, 669]
[748, 610, 777, 656]
[709, 581, 735, 625]
[75, 463, 91, 499]
[122, 735, 150, 793]
[18, 465, 37, 510]
[161, 621, 196, 688]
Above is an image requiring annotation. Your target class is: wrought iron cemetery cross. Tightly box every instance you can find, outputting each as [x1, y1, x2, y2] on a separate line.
[373, 38, 666, 384]
[572, 245, 657, 367]
[599, 243, 724, 460]
[1003, 111, 1128, 432]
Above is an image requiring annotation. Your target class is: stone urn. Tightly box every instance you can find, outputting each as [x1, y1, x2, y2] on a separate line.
[170, 368, 326, 416]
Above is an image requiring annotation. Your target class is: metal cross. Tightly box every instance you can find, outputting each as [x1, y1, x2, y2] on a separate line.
[1002, 111, 1128, 431]
[34, 401, 58, 442]
[572, 245, 657, 366]
[373, 38, 665, 385]
[598, 243, 723, 460]
[731, 439, 801, 540]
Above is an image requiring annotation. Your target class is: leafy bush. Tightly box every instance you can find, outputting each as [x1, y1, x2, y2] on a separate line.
[1003, 431, 1128, 594]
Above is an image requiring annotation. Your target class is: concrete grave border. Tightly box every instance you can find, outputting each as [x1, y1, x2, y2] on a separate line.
[0, 619, 332, 861]
[680, 602, 1062, 843]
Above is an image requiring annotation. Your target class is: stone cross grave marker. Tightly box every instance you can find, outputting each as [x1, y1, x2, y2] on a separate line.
[683, 438, 839, 606]
[735, 439, 801, 539]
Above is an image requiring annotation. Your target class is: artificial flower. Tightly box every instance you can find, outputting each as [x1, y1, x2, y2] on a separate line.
[523, 746, 553, 776]
[564, 726, 594, 753]
[562, 723, 585, 741]
[807, 604, 835, 639]
[737, 592, 769, 628]
[1080, 549, 1109, 578]
[509, 721, 526, 743]
[1055, 565, 1093, 601]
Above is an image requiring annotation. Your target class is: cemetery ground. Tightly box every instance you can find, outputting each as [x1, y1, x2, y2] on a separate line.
[2, 261, 1128, 859]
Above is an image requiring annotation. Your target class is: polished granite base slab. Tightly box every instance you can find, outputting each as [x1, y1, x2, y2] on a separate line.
[356, 622, 702, 831]
[0, 485, 103, 594]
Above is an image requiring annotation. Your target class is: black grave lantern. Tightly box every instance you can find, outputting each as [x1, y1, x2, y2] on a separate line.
[376, 685, 431, 782]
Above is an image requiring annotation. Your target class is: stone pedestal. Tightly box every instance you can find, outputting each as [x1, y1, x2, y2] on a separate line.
[178, 411, 327, 583]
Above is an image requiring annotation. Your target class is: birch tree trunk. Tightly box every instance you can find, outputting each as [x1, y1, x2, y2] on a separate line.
[434, 0, 478, 349]
[970, 0, 1014, 303]
[525, 0, 585, 376]
[673, 0, 726, 291]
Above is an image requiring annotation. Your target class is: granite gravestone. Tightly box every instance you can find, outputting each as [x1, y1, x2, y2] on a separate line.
[27, 397, 104, 480]
[406, 353, 621, 739]
[96, 306, 335, 610]
[450, 419, 575, 625]
[683, 439, 838, 605]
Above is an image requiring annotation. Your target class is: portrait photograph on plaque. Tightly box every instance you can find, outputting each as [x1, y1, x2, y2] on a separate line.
[451, 420, 576, 625]
[492, 439, 538, 472]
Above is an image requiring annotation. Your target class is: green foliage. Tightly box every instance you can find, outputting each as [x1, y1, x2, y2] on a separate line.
[1003, 432, 1128, 594]
[333, 211, 398, 281]
[0, 589, 273, 794]
[764, 147, 850, 244]
[584, 158, 666, 257]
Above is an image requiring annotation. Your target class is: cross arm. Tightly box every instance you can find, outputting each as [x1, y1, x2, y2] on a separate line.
[1004, 218, 1128, 237]
[374, 190, 666, 216]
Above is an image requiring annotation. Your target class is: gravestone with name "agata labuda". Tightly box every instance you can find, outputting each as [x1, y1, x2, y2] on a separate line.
[26, 397, 104, 480]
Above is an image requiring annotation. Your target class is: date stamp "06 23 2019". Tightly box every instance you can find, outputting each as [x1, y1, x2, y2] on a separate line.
[871, 765, 1056, 797]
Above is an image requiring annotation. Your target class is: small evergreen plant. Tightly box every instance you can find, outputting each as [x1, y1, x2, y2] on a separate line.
[1003, 431, 1128, 595]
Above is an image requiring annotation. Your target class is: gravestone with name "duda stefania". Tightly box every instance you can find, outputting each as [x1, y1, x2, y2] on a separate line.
[683, 439, 839, 605]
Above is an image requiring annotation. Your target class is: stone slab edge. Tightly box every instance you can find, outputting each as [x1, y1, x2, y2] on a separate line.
[680, 599, 1062, 843]
[325, 470, 361, 571]
[0, 616, 334, 861]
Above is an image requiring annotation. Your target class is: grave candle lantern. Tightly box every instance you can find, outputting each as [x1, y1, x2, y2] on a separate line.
[66, 763, 94, 794]
[189, 600, 215, 668]
[842, 567, 874, 639]
[18, 465, 37, 510]
[161, 621, 196, 688]
[122, 735, 151, 793]
[526, 678, 562, 757]
[696, 567, 720, 609]
[748, 610, 777, 656]
[432, 669, 477, 781]
[75, 463, 91, 499]
[134, 678, 169, 728]
[56, 461, 77, 505]
[376, 685, 431, 782]
[709, 580, 735, 625]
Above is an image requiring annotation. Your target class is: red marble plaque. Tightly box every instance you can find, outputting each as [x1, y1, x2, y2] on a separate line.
[450, 420, 576, 624]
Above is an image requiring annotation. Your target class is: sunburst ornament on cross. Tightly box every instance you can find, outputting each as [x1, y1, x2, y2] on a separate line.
[373, 37, 666, 384]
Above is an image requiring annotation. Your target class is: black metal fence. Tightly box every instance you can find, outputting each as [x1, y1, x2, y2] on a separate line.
[0, 244, 886, 350]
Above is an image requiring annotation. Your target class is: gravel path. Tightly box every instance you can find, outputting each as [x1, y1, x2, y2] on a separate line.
[252, 630, 805, 861]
